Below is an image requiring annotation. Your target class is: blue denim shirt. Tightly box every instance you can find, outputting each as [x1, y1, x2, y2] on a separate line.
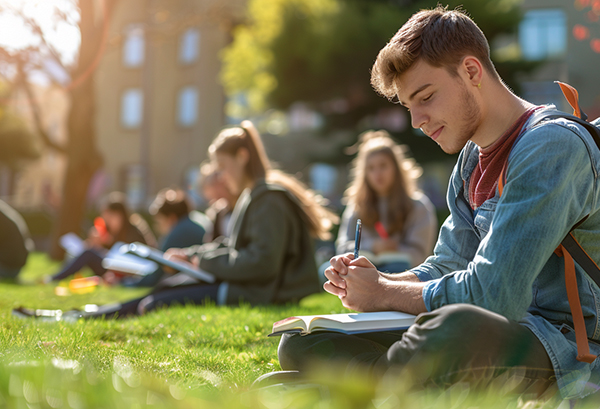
[411, 106, 600, 399]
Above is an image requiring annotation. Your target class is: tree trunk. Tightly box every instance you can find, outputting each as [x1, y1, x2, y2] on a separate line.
[49, 0, 118, 259]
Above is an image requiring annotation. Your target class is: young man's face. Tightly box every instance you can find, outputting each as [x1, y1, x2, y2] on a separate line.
[395, 59, 482, 154]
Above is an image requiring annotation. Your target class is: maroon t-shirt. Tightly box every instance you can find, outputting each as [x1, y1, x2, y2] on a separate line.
[469, 107, 540, 209]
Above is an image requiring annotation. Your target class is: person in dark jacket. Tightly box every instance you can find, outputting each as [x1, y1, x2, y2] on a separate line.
[121, 188, 209, 287]
[0, 200, 34, 280]
[71, 120, 338, 318]
[48, 192, 156, 282]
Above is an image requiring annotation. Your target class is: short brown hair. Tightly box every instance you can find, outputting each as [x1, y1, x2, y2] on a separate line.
[149, 188, 191, 220]
[371, 6, 498, 100]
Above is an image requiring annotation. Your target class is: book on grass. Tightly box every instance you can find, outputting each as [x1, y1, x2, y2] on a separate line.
[123, 242, 216, 283]
[269, 311, 416, 337]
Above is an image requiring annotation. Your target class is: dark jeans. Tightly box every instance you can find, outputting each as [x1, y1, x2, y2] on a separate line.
[52, 249, 106, 281]
[278, 304, 556, 395]
[84, 283, 220, 319]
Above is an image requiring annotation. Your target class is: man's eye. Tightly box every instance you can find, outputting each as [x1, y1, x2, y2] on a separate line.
[423, 94, 433, 102]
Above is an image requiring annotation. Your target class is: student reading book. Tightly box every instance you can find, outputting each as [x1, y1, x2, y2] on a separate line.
[47, 192, 157, 283]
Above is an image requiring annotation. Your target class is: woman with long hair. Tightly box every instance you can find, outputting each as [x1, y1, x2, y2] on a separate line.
[336, 130, 437, 272]
[48, 120, 337, 318]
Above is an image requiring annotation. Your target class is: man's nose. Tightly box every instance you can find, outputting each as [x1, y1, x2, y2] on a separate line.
[410, 108, 428, 130]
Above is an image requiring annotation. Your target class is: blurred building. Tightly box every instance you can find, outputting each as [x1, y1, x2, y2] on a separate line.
[0, 0, 246, 213]
[95, 0, 246, 209]
[517, 0, 600, 115]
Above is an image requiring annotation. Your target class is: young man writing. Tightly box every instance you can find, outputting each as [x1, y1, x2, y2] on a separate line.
[277, 7, 600, 400]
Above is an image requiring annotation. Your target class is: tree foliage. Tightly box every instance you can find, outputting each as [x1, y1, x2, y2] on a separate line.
[221, 0, 526, 126]
[0, 112, 41, 167]
[221, 0, 340, 112]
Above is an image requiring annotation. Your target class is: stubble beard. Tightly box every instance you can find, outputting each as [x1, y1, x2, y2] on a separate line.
[439, 86, 482, 154]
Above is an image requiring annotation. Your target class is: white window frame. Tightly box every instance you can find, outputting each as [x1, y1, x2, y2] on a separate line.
[123, 24, 145, 67]
[519, 9, 567, 61]
[121, 88, 144, 129]
[179, 27, 200, 65]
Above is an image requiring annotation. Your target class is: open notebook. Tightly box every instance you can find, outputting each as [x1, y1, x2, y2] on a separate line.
[101, 242, 159, 276]
[269, 311, 416, 336]
[122, 242, 215, 283]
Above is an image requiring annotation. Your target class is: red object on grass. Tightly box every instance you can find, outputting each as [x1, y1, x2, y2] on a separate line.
[592, 38, 600, 53]
[374, 221, 389, 239]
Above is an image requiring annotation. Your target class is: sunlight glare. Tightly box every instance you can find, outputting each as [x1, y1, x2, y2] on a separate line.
[0, 0, 80, 65]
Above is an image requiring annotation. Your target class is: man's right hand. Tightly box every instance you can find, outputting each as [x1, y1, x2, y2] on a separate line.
[323, 253, 354, 298]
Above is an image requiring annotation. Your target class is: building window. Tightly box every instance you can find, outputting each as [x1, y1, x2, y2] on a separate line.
[519, 9, 566, 61]
[179, 28, 200, 64]
[177, 87, 198, 127]
[121, 88, 143, 129]
[121, 164, 146, 211]
[123, 25, 145, 67]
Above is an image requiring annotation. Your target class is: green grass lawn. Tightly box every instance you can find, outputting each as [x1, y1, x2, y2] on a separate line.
[0, 253, 591, 408]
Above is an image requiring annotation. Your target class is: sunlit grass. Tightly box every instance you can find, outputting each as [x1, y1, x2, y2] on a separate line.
[0, 253, 596, 407]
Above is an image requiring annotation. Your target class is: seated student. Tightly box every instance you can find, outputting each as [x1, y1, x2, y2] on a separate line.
[113, 188, 210, 287]
[48, 192, 157, 282]
[198, 163, 237, 242]
[54, 120, 337, 318]
[335, 131, 437, 273]
[150, 188, 211, 250]
[273, 7, 600, 400]
[0, 199, 34, 280]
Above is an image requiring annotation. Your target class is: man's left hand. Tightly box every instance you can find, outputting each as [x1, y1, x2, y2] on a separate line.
[341, 256, 389, 311]
[342, 256, 428, 315]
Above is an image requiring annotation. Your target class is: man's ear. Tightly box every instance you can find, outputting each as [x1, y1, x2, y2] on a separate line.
[461, 56, 483, 87]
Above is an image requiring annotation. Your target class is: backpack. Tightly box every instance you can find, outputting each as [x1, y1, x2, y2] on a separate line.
[498, 82, 600, 364]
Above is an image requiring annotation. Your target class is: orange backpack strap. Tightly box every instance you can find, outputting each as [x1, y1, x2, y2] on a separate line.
[498, 162, 507, 196]
[555, 240, 598, 363]
[555, 81, 588, 121]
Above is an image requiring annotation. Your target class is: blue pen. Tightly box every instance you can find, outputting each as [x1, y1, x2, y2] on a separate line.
[354, 219, 362, 259]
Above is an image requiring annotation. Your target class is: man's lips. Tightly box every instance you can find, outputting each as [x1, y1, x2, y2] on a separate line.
[429, 126, 443, 141]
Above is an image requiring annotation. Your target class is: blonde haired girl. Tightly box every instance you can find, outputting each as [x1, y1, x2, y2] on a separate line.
[336, 130, 437, 271]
